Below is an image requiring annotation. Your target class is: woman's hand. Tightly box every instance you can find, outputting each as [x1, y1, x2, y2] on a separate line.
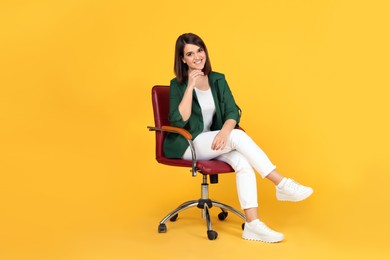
[178, 69, 205, 121]
[211, 130, 229, 150]
[211, 119, 237, 150]
[187, 69, 205, 89]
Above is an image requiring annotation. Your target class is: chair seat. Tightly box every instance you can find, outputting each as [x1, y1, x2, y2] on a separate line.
[157, 157, 234, 175]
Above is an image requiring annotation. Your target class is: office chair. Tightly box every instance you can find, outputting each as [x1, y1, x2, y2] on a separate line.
[147, 85, 246, 240]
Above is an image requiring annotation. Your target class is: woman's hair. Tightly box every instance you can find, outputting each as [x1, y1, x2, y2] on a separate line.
[174, 33, 212, 84]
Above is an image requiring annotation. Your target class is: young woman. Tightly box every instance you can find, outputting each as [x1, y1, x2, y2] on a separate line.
[163, 33, 313, 243]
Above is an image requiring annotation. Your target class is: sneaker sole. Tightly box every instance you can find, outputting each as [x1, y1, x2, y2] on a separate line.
[277, 188, 314, 202]
[242, 233, 284, 243]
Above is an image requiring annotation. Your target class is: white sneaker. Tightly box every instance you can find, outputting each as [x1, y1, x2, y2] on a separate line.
[276, 178, 313, 202]
[242, 219, 284, 243]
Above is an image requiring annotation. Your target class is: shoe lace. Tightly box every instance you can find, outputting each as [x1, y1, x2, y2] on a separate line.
[258, 222, 273, 232]
[285, 179, 301, 191]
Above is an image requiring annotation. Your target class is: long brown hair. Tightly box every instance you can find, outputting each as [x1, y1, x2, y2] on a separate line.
[174, 33, 212, 84]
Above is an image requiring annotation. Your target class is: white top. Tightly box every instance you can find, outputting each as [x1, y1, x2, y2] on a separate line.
[194, 87, 216, 132]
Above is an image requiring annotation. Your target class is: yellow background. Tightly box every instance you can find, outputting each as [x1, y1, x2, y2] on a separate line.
[1, 0, 390, 259]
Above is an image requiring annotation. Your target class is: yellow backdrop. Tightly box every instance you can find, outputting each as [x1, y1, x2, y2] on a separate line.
[1, 0, 390, 259]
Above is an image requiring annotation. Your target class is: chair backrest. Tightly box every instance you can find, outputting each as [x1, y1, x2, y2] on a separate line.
[151, 85, 172, 163]
[152, 85, 171, 129]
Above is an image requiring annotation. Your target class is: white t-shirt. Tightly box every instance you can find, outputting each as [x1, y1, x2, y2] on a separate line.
[194, 87, 216, 132]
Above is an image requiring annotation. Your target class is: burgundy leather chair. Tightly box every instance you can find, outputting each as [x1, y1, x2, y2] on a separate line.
[148, 85, 245, 240]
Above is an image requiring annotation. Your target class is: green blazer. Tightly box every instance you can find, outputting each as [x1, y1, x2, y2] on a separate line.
[163, 71, 241, 158]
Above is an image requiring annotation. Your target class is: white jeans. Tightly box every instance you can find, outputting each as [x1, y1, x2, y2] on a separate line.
[182, 129, 276, 209]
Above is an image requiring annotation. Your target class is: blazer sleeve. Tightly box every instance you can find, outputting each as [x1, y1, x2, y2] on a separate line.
[168, 79, 189, 128]
[218, 78, 241, 124]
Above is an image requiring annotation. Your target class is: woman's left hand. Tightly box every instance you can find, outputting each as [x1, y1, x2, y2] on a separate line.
[211, 131, 229, 150]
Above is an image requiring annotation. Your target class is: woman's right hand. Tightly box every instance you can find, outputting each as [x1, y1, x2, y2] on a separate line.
[178, 69, 205, 121]
[187, 69, 205, 89]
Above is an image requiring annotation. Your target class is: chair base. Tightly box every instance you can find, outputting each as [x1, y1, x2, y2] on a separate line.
[157, 175, 246, 240]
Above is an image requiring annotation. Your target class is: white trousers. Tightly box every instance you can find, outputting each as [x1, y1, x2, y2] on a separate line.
[182, 129, 276, 209]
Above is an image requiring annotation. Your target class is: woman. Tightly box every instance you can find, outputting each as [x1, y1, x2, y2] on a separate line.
[163, 33, 313, 243]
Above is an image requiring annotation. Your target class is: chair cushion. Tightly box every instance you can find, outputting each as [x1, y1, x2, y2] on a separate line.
[156, 157, 234, 175]
[197, 160, 234, 174]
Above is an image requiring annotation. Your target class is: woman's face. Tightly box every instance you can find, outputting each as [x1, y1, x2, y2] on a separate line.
[182, 44, 207, 72]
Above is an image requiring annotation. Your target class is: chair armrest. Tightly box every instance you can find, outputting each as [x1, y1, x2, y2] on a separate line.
[162, 126, 192, 140]
[147, 125, 197, 177]
[147, 126, 192, 140]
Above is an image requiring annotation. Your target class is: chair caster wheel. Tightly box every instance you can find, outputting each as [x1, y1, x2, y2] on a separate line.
[242, 223, 245, 230]
[158, 223, 167, 233]
[218, 211, 228, 220]
[170, 213, 178, 222]
[207, 230, 218, 240]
